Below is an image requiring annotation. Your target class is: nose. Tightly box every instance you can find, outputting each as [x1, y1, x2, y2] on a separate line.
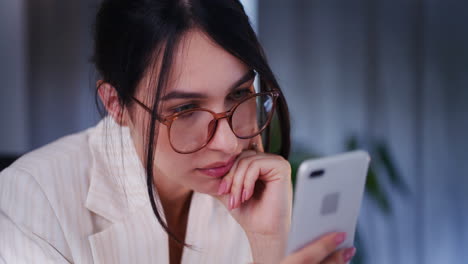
[206, 117, 239, 154]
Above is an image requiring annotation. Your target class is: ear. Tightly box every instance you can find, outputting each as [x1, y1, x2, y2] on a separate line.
[97, 80, 128, 126]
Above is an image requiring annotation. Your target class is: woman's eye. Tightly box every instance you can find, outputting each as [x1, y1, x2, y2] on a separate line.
[230, 88, 253, 100]
[171, 103, 198, 114]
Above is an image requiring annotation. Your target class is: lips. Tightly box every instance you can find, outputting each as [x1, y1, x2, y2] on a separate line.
[197, 155, 238, 178]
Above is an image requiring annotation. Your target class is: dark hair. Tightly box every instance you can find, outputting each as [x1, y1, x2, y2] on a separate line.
[92, 0, 291, 247]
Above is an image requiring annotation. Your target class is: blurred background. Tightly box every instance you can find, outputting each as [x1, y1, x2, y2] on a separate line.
[1, 0, 467, 263]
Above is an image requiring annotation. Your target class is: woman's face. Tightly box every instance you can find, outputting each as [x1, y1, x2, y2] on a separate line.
[129, 29, 257, 196]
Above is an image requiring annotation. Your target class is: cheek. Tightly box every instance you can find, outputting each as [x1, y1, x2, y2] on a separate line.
[153, 127, 225, 194]
[154, 126, 188, 171]
[155, 125, 173, 153]
[154, 127, 199, 182]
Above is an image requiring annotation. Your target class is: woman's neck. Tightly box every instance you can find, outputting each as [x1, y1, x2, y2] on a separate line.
[155, 177, 193, 222]
[160, 190, 193, 222]
[156, 182, 193, 264]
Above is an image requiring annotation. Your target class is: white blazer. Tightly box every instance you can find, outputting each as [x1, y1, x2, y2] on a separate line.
[0, 116, 253, 264]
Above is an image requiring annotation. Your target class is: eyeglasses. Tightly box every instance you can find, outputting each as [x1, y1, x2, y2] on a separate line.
[131, 90, 280, 154]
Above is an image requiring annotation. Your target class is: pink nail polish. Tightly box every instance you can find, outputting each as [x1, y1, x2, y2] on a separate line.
[243, 190, 249, 201]
[229, 195, 234, 210]
[223, 180, 231, 194]
[343, 247, 356, 262]
[217, 181, 227, 195]
[335, 232, 346, 245]
[234, 194, 239, 208]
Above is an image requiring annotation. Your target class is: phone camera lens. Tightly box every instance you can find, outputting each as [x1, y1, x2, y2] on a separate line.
[309, 169, 325, 178]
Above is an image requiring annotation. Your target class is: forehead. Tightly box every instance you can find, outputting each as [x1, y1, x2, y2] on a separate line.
[167, 29, 250, 95]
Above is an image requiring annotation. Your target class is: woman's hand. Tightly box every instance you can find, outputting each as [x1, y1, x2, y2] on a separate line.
[212, 137, 356, 263]
[214, 138, 293, 238]
[280, 232, 356, 264]
[213, 137, 292, 263]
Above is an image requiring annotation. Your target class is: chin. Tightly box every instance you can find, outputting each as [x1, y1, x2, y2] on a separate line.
[190, 178, 222, 195]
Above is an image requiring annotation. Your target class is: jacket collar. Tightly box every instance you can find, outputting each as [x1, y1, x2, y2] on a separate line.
[85, 116, 152, 223]
[84, 116, 172, 262]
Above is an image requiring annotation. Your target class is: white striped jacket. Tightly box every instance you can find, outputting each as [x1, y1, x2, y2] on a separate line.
[0, 116, 253, 263]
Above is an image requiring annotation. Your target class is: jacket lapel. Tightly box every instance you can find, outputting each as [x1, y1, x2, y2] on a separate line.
[85, 116, 169, 263]
[88, 203, 169, 263]
[181, 192, 253, 264]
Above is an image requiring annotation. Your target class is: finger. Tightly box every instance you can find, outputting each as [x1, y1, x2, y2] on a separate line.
[342, 247, 356, 263]
[229, 152, 263, 209]
[287, 232, 347, 263]
[214, 153, 250, 208]
[235, 156, 273, 207]
[241, 157, 282, 203]
[239, 153, 289, 204]
[224, 135, 265, 198]
[322, 247, 356, 264]
[217, 151, 254, 196]
[321, 248, 346, 264]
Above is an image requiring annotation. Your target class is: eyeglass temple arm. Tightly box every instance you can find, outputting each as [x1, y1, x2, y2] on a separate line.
[131, 96, 165, 122]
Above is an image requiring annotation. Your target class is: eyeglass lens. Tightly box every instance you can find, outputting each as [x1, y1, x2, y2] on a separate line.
[169, 94, 274, 153]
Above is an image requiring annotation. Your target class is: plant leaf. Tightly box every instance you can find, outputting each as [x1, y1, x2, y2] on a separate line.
[375, 142, 409, 195]
[365, 165, 391, 214]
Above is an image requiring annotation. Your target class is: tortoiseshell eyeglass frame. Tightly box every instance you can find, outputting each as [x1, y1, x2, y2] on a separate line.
[131, 90, 280, 154]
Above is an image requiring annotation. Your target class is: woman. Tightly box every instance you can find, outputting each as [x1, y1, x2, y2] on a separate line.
[0, 0, 356, 263]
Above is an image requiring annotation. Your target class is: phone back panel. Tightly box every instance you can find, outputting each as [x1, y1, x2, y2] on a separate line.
[287, 150, 370, 254]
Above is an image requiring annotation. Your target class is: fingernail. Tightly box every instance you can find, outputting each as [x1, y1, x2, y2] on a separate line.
[242, 189, 247, 203]
[343, 247, 356, 262]
[335, 232, 346, 245]
[229, 195, 234, 210]
[217, 181, 227, 195]
[223, 180, 231, 194]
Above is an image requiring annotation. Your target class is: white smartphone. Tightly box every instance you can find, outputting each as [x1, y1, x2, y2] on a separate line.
[286, 150, 370, 255]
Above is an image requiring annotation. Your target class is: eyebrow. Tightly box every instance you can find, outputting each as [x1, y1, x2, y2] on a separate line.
[161, 69, 256, 101]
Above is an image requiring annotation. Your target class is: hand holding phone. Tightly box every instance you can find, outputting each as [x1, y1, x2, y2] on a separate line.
[286, 150, 370, 256]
